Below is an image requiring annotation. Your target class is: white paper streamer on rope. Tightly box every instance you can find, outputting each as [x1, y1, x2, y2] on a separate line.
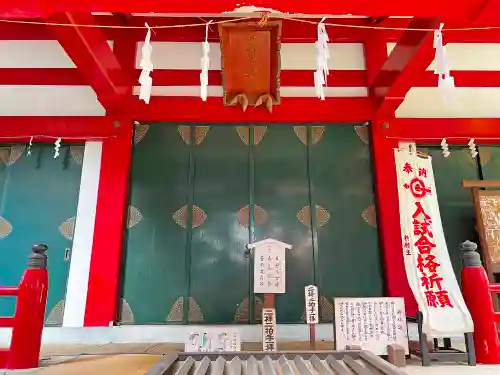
[433, 23, 455, 101]
[468, 138, 478, 158]
[440, 138, 450, 158]
[27, 136, 33, 156]
[314, 17, 330, 100]
[200, 20, 212, 102]
[54, 137, 61, 159]
[139, 23, 153, 104]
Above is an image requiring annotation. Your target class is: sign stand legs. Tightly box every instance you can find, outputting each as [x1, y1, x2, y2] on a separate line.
[413, 311, 476, 366]
[309, 324, 316, 350]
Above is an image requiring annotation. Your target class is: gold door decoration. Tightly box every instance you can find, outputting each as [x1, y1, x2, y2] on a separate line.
[167, 297, 204, 322]
[293, 126, 325, 145]
[0, 145, 25, 165]
[301, 295, 334, 322]
[173, 205, 207, 229]
[354, 125, 369, 145]
[297, 205, 330, 228]
[478, 192, 500, 268]
[361, 204, 377, 227]
[178, 126, 210, 145]
[236, 126, 267, 145]
[0, 217, 13, 239]
[59, 206, 142, 240]
[234, 296, 264, 322]
[237, 204, 268, 227]
[70, 146, 85, 165]
[134, 123, 150, 144]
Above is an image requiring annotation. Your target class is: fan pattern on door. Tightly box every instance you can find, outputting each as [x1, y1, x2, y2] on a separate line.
[166, 297, 204, 322]
[234, 296, 264, 322]
[300, 295, 334, 322]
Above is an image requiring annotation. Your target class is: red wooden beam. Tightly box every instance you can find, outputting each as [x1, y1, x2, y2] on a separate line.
[0, 116, 126, 141]
[130, 97, 374, 122]
[386, 118, 500, 143]
[6, 68, 500, 88]
[45, 12, 130, 113]
[370, 17, 440, 119]
[0, 0, 488, 18]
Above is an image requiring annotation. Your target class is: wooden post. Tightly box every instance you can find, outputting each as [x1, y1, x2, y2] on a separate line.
[309, 324, 316, 350]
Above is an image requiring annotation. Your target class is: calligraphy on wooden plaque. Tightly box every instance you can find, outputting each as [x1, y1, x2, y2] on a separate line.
[477, 191, 500, 273]
[218, 21, 281, 112]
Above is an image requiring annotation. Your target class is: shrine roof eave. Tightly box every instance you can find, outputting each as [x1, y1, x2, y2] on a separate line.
[0, 0, 489, 19]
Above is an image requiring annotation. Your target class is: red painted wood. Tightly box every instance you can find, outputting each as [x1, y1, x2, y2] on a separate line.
[0, 350, 7, 368]
[6, 68, 500, 89]
[46, 12, 129, 113]
[0, 317, 14, 327]
[371, 17, 440, 119]
[0, 286, 19, 296]
[387, 118, 500, 143]
[130, 97, 374, 122]
[370, 122, 418, 316]
[461, 263, 500, 364]
[0, 117, 124, 140]
[0, 0, 487, 18]
[7, 267, 48, 369]
[84, 120, 133, 326]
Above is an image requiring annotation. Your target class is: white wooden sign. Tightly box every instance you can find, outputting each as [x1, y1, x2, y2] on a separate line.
[334, 297, 409, 355]
[249, 239, 291, 294]
[185, 328, 240, 352]
[262, 308, 277, 352]
[305, 285, 319, 324]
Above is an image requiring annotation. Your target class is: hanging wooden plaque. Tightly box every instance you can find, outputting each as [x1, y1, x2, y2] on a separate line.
[218, 21, 281, 112]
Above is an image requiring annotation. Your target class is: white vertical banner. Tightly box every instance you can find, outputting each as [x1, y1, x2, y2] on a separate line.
[305, 285, 319, 324]
[394, 147, 473, 336]
[262, 308, 277, 352]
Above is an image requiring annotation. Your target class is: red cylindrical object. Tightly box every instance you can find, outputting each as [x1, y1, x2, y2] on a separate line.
[461, 264, 500, 364]
[7, 268, 48, 369]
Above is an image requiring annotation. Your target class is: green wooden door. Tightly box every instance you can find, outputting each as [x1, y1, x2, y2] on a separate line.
[122, 123, 383, 325]
[189, 126, 250, 324]
[0, 144, 83, 325]
[253, 126, 314, 323]
[310, 125, 383, 323]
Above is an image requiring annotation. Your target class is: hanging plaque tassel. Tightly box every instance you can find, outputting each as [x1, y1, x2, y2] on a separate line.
[200, 21, 212, 102]
[314, 18, 330, 101]
[433, 23, 455, 102]
[139, 23, 153, 104]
